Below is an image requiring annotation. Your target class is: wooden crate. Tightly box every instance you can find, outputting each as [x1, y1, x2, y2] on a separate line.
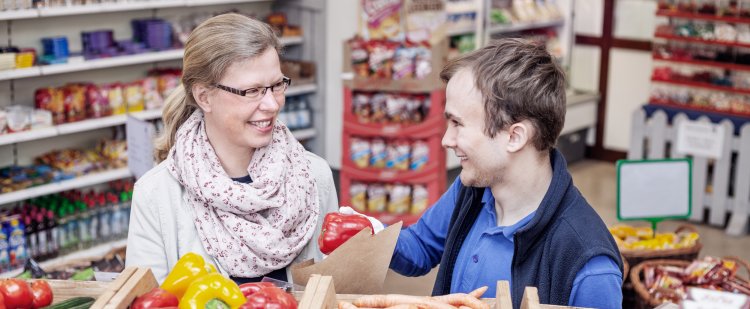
[297, 275, 589, 309]
[36, 266, 157, 308]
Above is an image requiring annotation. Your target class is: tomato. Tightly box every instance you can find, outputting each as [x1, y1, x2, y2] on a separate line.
[0, 279, 33, 309]
[238, 282, 276, 298]
[29, 280, 52, 309]
[239, 286, 297, 309]
[131, 288, 179, 309]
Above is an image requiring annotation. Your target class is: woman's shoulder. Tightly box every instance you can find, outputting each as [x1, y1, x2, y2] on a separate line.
[134, 160, 181, 194]
[304, 151, 334, 183]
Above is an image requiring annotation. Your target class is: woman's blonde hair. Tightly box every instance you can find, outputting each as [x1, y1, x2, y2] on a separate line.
[154, 13, 281, 162]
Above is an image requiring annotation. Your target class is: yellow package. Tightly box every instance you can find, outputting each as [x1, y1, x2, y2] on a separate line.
[411, 184, 428, 214]
[387, 184, 411, 214]
[362, 0, 403, 40]
[350, 182, 368, 212]
[125, 82, 145, 112]
[367, 183, 387, 213]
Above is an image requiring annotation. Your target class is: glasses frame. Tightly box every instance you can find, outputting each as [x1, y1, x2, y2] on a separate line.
[213, 76, 292, 99]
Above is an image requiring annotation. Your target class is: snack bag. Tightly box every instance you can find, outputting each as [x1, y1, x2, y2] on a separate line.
[349, 37, 370, 77]
[386, 94, 407, 123]
[386, 140, 410, 170]
[370, 138, 388, 168]
[86, 83, 111, 118]
[362, 0, 403, 40]
[353, 92, 372, 123]
[405, 94, 424, 123]
[63, 84, 86, 122]
[142, 77, 164, 110]
[411, 184, 429, 214]
[387, 184, 412, 214]
[124, 82, 145, 112]
[370, 93, 388, 123]
[367, 40, 397, 79]
[414, 43, 432, 79]
[35, 87, 65, 124]
[106, 83, 126, 115]
[367, 183, 387, 213]
[350, 182, 368, 212]
[392, 44, 416, 79]
[351, 138, 371, 168]
[410, 140, 429, 170]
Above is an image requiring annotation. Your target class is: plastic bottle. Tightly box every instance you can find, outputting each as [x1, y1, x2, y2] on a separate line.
[23, 216, 38, 260]
[34, 213, 48, 261]
[77, 201, 92, 249]
[87, 199, 99, 247]
[97, 193, 111, 242]
[45, 210, 59, 259]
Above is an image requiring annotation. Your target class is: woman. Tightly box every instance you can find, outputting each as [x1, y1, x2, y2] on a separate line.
[125, 13, 338, 284]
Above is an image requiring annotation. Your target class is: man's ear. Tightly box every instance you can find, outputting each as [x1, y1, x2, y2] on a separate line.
[507, 121, 533, 153]
[193, 84, 212, 113]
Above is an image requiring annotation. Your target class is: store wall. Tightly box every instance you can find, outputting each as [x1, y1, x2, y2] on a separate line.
[323, 0, 358, 169]
[604, 48, 652, 151]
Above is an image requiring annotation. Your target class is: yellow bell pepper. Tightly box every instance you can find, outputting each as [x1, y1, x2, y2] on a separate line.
[161, 252, 216, 299]
[179, 273, 246, 309]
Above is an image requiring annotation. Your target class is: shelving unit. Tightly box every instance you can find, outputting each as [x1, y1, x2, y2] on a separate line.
[0, 168, 132, 205]
[0, 36, 302, 82]
[0, 0, 271, 21]
[651, 8, 750, 117]
[0, 238, 128, 278]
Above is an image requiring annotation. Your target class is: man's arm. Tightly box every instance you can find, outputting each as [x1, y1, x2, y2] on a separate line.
[389, 178, 462, 277]
[568, 255, 623, 309]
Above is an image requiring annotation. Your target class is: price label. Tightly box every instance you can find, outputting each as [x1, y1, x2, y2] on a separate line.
[675, 121, 725, 159]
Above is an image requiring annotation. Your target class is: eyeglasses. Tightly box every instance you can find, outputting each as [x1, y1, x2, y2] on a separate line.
[213, 77, 291, 100]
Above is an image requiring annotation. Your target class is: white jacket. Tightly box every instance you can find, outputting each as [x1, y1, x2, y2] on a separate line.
[125, 151, 338, 283]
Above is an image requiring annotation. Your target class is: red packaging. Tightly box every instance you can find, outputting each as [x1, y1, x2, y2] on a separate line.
[85, 83, 111, 118]
[35, 87, 65, 124]
[63, 84, 87, 122]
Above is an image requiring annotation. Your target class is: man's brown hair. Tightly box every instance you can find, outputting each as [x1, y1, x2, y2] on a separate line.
[440, 38, 566, 151]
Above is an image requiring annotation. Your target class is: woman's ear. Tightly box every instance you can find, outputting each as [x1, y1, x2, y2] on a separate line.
[506, 121, 533, 153]
[192, 84, 212, 113]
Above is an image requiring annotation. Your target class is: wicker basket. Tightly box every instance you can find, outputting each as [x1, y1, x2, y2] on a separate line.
[619, 224, 703, 268]
[630, 257, 750, 308]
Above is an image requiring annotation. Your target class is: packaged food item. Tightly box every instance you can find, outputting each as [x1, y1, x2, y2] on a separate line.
[106, 83, 126, 115]
[31, 109, 53, 129]
[6, 105, 32, 133]
[85, 83, 111, 118]
[415, 43, 432, 79]
[392, 45, 416, 80]
[411, 184, 429, 214]
[410, 140, 429, 170]
[0, 223, 9, 270]
[350, 182, 368, 212]
[141, 77, 163, 110]
[386, 94, 407, 123]
[405, 95, 425, 123]
[370, 138, 388, 168]
[362, 0, 403, 40]
[371, 93, 388, 123]
[367, 40, 397, 79]
[386, 140, 411, 170]
[124, 82, 145, 112]
[387, 184, 411, 214]
[350, 37, 370, 77]
[63, 84, 86, 122]
[35, 87, 65, 124]
[5, 216, 28, 268]
[353, 92, 373, 123]
[367, 184, 387, 213]
[98, 139, 128, 168]
[350, 138, 371, 168]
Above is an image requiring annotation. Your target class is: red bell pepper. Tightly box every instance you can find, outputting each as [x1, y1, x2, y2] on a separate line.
[238, 282, 276, 298]
[317, 212, 374, 255]
[131, 287, 179, 309]
[239, 286, 297, 309]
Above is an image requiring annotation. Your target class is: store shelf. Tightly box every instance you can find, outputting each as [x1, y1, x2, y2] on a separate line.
[291, 128, 316, 140]
[653, 55, 750, 72]
[286, 83, 317, 96]
[130, 108, 163, 121]
[651, 77, 750, 96]
[447, 25, 476, 36]
[648, 102, 750, 119]
[0, 238, 128, 278]
[0, 168, 132, 206]
[0, 127, 58, 146]
[0, 36, 303, 81]
[280, 36, 304, 46]
[0, 0, 270, 21]
[656, 10, 750, 24]
[487, 19, 565, 34]
[654, 33, 750, 49]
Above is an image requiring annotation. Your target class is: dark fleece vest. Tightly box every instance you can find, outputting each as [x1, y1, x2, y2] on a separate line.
[431, 149, 623, 308]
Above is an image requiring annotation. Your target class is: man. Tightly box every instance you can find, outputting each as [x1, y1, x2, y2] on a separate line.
[389, 38, 623, 308]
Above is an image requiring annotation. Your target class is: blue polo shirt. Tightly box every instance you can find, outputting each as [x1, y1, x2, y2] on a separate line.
[391, 179, 623, 308]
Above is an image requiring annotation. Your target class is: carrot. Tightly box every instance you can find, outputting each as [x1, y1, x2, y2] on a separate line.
[432, 293, 489, 309]
[353, 294, 457, 309]
[468, 286, 488, 299]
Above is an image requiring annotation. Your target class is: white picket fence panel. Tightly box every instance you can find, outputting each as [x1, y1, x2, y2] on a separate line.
[629, 109, 750, 236]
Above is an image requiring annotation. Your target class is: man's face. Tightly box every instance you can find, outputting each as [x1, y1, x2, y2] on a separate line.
[442, 68, 509, 187]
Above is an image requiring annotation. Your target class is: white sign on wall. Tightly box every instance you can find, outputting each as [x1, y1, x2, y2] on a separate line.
[126, 116, 156, 179]
[675, 121, 725, 159]
[617, 159, 692, 221]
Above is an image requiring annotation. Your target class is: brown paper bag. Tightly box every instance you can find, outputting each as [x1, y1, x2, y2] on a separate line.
[291, 221, 403, 294]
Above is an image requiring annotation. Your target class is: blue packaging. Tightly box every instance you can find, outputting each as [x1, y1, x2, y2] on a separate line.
[4, 216, 28, 268]
[0, 219, 10, 270]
